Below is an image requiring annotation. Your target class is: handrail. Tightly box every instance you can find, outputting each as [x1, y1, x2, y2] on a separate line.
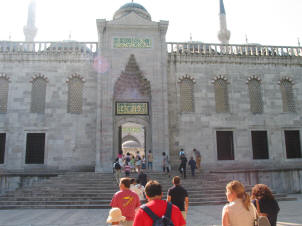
[167, 42, 302, 57]
[0, 41, 98, 54]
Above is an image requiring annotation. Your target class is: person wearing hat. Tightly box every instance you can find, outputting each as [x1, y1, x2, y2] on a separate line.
[107, 207, 126, 225]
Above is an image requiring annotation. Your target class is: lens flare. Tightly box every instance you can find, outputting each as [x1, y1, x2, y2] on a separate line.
[93, 56, 110, 74]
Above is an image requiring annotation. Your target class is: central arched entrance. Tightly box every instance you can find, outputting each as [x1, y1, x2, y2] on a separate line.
[113, 54, 151, 160]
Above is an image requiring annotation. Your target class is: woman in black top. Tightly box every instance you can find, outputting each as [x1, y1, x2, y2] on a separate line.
[251, 184, 280, 226]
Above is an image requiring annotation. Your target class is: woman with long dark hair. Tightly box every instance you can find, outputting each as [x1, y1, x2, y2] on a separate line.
[251, 184, 280, 226]
[222, 180, 257, 226]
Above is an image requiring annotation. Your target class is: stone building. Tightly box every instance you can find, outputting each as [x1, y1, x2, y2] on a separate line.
[0, 1, 302, 192]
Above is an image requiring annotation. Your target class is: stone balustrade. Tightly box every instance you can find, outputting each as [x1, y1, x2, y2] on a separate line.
[0, 41, 98, 54]
[167, 42, 302, 57]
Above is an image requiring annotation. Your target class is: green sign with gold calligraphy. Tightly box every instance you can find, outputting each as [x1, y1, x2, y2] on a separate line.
[116, 102, 149, 115]
[113, 38, 152, 48]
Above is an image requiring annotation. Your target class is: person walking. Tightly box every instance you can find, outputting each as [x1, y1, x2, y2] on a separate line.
[167, 176, 189, 221]
[162, 152, 170, 177]
[133, 180, 186, 226]
[110, 178, 140, 226]
[222, 180, 257, 226]
[147, 150, 153, 170]
[113, 158, 122, 185]
[178, 153, 187, 179]
[135, 151, 142, 173]
[107, 207, 126, 226]
[193, 149, 201, 171]
[188, 156, 196, 177]
[124, 161, 131, 177]
[251, 184, 280, 226]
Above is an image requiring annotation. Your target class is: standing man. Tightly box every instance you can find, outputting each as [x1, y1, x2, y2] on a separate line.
[113, 158, 122, 185]
[193, 149, 201, 171]
[133, 180, 186, 226]
[178, 153, 187, 179]
[167, 176, 189, 221]
[147, 150, 153, 170]
[111, 177, 141, 226]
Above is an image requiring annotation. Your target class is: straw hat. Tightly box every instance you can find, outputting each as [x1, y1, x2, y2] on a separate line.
[106, 208, 126, 223]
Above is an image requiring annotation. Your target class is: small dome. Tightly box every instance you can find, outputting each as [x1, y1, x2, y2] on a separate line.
[113, 2, 151, 21]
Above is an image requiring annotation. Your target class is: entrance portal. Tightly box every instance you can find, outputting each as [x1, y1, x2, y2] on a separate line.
[119, 122, 145, 157]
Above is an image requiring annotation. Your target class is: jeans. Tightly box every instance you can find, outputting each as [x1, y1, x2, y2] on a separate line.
[148, 161, 153, 169]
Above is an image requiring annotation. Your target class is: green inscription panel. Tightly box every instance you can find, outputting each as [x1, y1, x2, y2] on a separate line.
[116, 102, 149, 115]
[113, 38, 152, 48]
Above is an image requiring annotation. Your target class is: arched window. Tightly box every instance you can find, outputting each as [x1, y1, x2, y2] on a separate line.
[179, 76, 195, 112]
[31, 76, 47, 113]
[279, 78, 295, 112]
[67, 75, 84, 114]
[247, 77, 263, 114]
[0, 75, 9, 113]
[213, 77, 229, 113]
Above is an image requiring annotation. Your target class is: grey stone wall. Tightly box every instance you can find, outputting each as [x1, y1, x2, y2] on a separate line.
[168, 54, 302, 170]
[0, 54, 97, 171]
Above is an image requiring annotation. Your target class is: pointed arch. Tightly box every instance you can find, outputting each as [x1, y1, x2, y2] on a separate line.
[30, 73, 48, 113]
[212, 75, 229, 113]
[0, 73, 10, 113]
[246, 76, 263, 114]
[279, 77, 295, 112]
[114, 54, 151, 101]
[66, 73, 85, 114]
[178, 75, 195, 112]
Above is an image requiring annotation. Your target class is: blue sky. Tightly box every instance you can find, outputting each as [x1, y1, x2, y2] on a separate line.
[0, 0, 301, 46]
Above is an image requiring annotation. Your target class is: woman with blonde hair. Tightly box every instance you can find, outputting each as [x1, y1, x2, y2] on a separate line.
[222, 180, 257, 226]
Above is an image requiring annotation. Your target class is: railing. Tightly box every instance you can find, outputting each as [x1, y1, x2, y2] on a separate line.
[0, 41, 98, 54]
[167, 42, 302, 57]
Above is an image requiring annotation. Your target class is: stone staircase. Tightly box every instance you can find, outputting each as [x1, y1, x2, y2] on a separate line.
[0, 171, 295, 209]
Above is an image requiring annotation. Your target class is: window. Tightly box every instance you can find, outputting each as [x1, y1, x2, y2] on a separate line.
[0, 77, 9, 113]
[0, 133, 6, 164]
[248, 79, 263, 114]
[67, 77, 84, 114]
[251, 131, 269, 159]
[31, 77, 47, 113]
[280, 79, 295, 112]
[216, 131, 234, 160]
[180, 78, 194, 112]
[284, 130, 301, 158]
[214, 79, 229, 113]
[25, 133, 45, 164]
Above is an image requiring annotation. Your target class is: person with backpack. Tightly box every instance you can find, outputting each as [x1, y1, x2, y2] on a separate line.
[133, 180, 186, 226]
[113, 158, 122, 185]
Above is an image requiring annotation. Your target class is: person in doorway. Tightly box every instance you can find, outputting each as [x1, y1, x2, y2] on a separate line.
[107, 207, 126, 226]
[167, 176, 189, 221]
[141, 155, 146, 170]
[130, 156, 135, 173]
[111, 178, 140, 226]
[124, 161, 131, 177]
[135, 151, 142, 173]
[188, 156, 196, 177]
[193, 149, 201, 171]
[147, 150, 153, 170]
[178, 153, 187, 179]
[162, 152, 170, 177]
[133, 180, 186, 226]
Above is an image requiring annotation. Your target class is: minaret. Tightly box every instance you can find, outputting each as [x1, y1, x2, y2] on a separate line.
[218, 0, 230, 44]
[23, 0, 37, 42]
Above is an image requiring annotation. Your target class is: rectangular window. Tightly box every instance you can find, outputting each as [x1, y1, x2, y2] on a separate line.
[25, 133, 45, 164]
[216, 131, 234, 160]
[0, 133, 6, 164]
[251, 131, 269, 159]
[284, 130, 301, 159]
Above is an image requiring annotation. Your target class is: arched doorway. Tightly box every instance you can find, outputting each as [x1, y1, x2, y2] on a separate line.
[113, 54, 151, 160]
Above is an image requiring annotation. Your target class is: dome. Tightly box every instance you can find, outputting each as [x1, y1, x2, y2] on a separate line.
[113, 2, 151, 21]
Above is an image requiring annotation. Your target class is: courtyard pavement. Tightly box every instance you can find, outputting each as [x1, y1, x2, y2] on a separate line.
[0, 194, 301, 226]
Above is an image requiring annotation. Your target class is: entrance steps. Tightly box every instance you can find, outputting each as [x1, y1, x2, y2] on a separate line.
[0, 171, 295, 209]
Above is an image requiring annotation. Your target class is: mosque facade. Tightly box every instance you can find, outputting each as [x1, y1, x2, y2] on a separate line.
[0, 1, 302, 191]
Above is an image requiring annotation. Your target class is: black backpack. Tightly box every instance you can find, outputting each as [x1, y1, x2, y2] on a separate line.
[114, 162, 121, 170]
[141, 202, 174, 226]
